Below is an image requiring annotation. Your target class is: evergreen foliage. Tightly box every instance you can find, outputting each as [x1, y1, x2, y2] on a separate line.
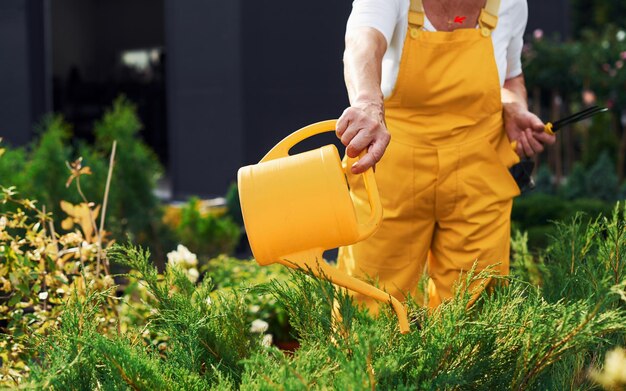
[0, 146, 27, 192]
[563, 162, 588, 200]
[176, 197, 241, 259]
[19, 207, 626, 389]
[0, 98, 178, 259]
[225, 182, 244, 227]
[22, 116, 74, 217]
[585, 151, 619, 202]
[532, 165, 554, 195]
[93, 97, 164, 244]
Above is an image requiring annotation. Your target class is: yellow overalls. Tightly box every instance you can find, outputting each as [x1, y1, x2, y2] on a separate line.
[337, 0, 521, 310]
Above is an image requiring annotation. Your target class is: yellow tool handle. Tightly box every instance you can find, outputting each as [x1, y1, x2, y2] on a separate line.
[510, 122, 554, 151]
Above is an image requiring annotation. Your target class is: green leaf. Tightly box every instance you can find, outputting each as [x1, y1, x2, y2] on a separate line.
[7, 293, 21, 306]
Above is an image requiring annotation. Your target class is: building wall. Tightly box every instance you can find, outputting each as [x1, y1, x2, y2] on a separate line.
[165, 0, 351, 197]
[0, 0, 50, 147]
[51, 0, 164, 83]
[165, 0, 244, 199]
[93, 0, 165, 81]
[50, 0, 97, 82]
[241, 0, 351, 164]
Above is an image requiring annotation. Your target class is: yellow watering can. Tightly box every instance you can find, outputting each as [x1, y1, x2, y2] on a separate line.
[237, 120, 410, 334]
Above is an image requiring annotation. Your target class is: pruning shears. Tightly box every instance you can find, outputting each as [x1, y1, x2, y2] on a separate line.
[509, 105, 609, 193]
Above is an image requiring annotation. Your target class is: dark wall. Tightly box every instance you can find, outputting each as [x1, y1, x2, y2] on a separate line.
[241, 1, 352, 164]
[51, 0, 165, 83]
[0, 0, 51, 147]
[166, 0, 351, 198]
[165, 0, 244, 199]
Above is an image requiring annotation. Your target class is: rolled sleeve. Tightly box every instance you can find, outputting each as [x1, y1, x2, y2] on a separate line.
[505, 0, 528, 80]
[346, 0, 401, 46]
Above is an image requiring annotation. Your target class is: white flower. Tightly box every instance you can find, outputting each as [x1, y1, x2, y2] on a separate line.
[0, 216, 6, 231]
[167, 244, 198, 268]
[250, 319, 269, 333]
[603, 348, 626, 382]
[592, 348, 626, 388]
[205, 296, 212, 306]
[187, 268, 199, 283]
[38, 291, 48, 300]
[250, 305, 260, 313]
[81, 241, 96, 253]
[617, 30, 626, 42]
[262, 334, 273, 347]
[56, 288, 65, 295]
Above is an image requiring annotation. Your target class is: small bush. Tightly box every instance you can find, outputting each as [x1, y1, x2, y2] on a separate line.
[175, 197, 241, 259]
[93, 96, 164, 245]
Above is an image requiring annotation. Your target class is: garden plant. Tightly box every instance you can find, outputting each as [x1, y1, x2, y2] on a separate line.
[1, 133, 626, 389]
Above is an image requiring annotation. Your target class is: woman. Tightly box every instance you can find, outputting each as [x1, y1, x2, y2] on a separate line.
[336, 0, 555, 310]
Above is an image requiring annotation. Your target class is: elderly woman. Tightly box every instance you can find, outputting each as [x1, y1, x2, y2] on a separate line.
[336, 0, 555, 310]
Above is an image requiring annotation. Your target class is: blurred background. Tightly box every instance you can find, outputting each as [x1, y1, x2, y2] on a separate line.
[0, 0, 625, 259]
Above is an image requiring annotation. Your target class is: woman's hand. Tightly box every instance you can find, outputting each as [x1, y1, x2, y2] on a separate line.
[503, 101, 556, 158]
[336, 100, 390, 174]
[340, 27, 389, 174]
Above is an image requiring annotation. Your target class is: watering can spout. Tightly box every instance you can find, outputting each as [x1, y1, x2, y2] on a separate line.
[278, 250, 410, 334]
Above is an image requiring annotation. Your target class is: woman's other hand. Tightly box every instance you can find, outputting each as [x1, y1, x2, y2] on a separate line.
[503, 101, 556, 158]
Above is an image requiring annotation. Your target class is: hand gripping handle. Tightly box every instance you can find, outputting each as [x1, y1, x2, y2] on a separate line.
[510, 123, 554, 151]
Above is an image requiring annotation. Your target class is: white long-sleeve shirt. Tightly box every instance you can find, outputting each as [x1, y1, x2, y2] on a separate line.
[346, 0, 529, 98]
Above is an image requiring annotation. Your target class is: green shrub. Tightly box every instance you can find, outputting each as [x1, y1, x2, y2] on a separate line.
[512, 193, 568, 227]
[22, 245, 263, 389]
[203, 255, 292, 342]
[225, 182, 243, 227]
[562, 162, 588, 200]
[9, 207, 626, 389]
[0, 98, 171, 260]
[0, 143, 26, 191]
[176, 197, 241, 259]
[93, 96, 164, 245]
[513, 193, 614, 249]
[22, 117, 75, 216]
[533, 164, 554, 195]
[585, 150, 619, 202]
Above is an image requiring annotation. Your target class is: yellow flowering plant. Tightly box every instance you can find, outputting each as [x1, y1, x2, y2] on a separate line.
[0, 145, 118, 385]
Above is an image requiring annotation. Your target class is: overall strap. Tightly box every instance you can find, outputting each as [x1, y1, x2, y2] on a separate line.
[408, 0, 425, 38]
[478, 0, 501, 36]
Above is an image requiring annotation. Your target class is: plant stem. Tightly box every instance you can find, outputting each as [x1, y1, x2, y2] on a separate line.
[41, 205, 48, 312]
[76, 174, 106, 276]
[98, 141, 117, 276]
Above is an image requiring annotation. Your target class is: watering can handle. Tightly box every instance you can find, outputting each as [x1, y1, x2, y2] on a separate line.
[260, 120, 340, 163]
[344, 153, 383, 241]
[260, 120, 382, 241]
